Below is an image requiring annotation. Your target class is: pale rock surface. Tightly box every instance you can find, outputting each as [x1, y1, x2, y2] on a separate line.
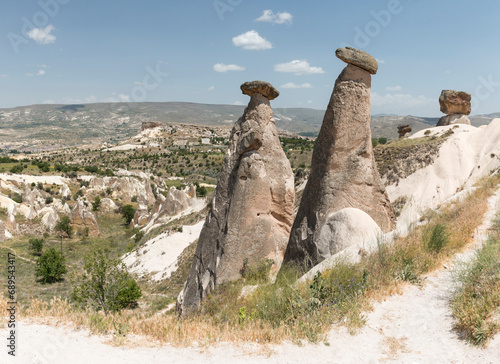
[158, 188, 190, 218]
[18, 203, 37, 219]
[42, 209, 60, 230]
[315, 208, 382, 259]
[22, 187, 36, 205]
[54, 200, 71, 215]
[0, 196, 17, 214]
[70, 201, 100, 237]
[437, 113, 471, 126]
[58, 184, 71, 199]
[178, 81, 295, 314]
[100, 198, 117, 213]
[389, 120, 500, 234]
[283, 54, 394, 269]
[89, 177, 156, 205]
[6, 213, 18, 234]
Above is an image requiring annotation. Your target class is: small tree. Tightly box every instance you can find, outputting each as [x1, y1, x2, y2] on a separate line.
[121, 205, 136, 226]
[29, 238, 45, 256]
[71, 249, 142, 314]
[378, 137, 388, 145]
[92, 196, 101, 211]
[35, 248, 67, 283]
[55, 216, 73, 238]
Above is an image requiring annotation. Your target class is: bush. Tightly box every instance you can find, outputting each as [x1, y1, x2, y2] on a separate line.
[451, 236, 500, 346]
[9, 164, 24, 174]
[55, 216, 73, 238]
[92, 196, 101, 211]
[35, 248, 67, 283]
[45, 196, 53, 205]
[71, 249, 142, 314]
[378, 137, 388, 145]
[240, 258, 274, 284]
[121, 205, 136, 226]
[29, 238, 45, 256]
[196, 185, 207, 198]
[11, 193, 22, 204]
[371, 138, 379, 147]
[424, 224, 450, 252]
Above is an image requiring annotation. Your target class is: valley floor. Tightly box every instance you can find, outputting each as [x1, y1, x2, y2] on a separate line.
[2, 192, 500, 364]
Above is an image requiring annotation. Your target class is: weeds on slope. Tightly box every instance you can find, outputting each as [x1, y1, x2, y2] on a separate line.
[6, 176, 499, 346]
[451, 217, 500, 346]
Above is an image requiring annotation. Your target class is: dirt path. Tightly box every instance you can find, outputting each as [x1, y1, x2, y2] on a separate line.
[2, 192, 500, 363]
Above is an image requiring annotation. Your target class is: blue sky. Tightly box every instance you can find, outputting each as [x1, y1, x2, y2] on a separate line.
[1, 0, 500, 116]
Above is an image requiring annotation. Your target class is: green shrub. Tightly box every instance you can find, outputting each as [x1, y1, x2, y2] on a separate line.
[240, 258, 274, 284]
[378, 137, 388, 145]
[55, 216, 73, 238]
[371, 138, 379, 147]
[35, 248, 67, 283]
[11, 193, 22, 203]
[71, 249, 142, 314]
[9, 164, 24, 174]
[121, 205, 135, 226]
[451, 236, 500, 346]
[92, 196, 101, 211]
[424, 224, 450, 252]
[29, 238, 45, 256]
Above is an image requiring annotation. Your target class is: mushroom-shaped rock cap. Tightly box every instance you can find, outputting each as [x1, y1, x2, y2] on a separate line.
[335, 47, 378, 75]
[241, 81, 280, 100]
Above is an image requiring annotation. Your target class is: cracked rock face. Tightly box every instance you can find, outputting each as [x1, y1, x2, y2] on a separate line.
[439, 90, 471, 115]
[282, 54, 395, 270]
[178, 82, 295, 315]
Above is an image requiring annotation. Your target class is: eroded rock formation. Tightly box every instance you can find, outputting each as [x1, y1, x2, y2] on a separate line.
[282, 48, 395, 269]
[70, 201, 100, 237]
[178, 81, 295, 314]
[437, 90, 471, 126]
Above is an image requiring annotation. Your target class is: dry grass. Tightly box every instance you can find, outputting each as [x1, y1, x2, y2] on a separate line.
[451, 214, 500, 346]
[4, 176, 498, 346]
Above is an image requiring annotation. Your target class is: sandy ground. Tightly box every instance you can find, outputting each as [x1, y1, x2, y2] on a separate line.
[2, 190, 499, 363]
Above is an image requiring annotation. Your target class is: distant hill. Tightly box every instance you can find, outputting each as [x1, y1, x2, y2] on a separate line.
[0, 102, 496, 150]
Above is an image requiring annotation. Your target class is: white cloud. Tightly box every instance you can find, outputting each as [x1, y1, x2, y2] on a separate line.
[445, 70, 452, 74]
[233, 101, 244, 105]
[371, 92, 434, 109]
[27, 25, 56, 45]
[386, 86, 402, 91]
[37, 64, 48, 69]
[0, 74, 8, 77]
[256, 10, 293, 25]
[232, 30, 273, 50]
[280, 82, 313, 89]
[208, 86, 215, 91]
[42, 95, 97, 104]
[37, 70, 46, 76]
[103, 93, 131, 103]
[376, 59, 386, 65]
[274, 60, 325, 75]
[213, 63, 246, 72]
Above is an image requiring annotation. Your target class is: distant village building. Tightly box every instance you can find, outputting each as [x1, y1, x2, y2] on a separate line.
[201, 138, 211, 145]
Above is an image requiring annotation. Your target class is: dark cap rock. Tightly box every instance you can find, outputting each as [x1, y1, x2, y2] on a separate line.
[335, 47, 378, 75]
[439, 90, 471, 115]
[241, 81, 279, 100]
